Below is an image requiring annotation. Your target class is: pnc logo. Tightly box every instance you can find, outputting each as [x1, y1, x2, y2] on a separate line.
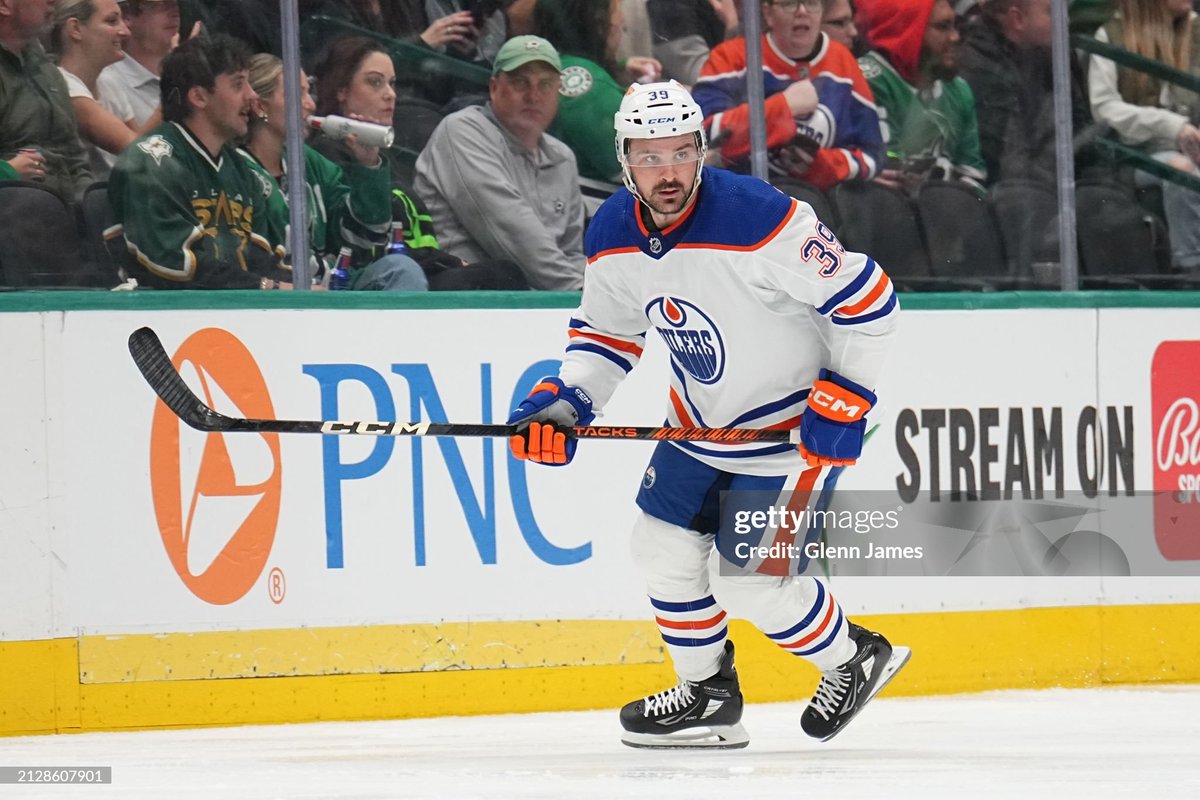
[149, 328, 283, 604]
[1151, 341, 1200, 560]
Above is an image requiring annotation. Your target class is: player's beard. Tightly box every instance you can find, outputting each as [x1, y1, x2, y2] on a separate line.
[643, 179, 690, 216]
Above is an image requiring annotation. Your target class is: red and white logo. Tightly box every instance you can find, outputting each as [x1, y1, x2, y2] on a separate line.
[149, 329, 283, 603]
[1151, 341, 1200, 560]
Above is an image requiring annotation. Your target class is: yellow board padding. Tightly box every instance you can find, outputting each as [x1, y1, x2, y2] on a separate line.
[4, 603, 1200, 737]
[79, 620, 668, 684]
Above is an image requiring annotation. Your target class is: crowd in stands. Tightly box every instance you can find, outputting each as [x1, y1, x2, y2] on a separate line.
[2, 0, 1200, 290]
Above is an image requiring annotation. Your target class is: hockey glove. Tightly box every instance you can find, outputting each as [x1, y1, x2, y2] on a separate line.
[507, 378, 595, 466]
[797, 369, 877, 467]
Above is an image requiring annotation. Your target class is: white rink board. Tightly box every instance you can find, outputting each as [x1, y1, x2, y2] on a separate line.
[0, 306, 1198, 642]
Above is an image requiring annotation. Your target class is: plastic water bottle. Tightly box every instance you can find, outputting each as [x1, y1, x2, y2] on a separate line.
[329, 246, 352, 291]
[308, 115, 395, 148]
[386, 223, 407, 255]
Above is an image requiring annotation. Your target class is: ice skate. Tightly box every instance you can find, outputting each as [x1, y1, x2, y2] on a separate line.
[801, 622, 911, 742]
[620, 640, 749, 749]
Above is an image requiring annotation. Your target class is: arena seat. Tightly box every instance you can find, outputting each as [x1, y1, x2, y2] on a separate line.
[772, 179, 838, 230]
[917, 180, 1008, 282]
[0, 181, 87, 288]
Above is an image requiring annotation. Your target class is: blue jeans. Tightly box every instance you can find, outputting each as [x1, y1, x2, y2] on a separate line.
[352, 253, 429, 291]
[1136, 151, 1200, 270]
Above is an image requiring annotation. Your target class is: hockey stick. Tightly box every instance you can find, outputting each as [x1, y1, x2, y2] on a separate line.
[128, 327, 798, 443]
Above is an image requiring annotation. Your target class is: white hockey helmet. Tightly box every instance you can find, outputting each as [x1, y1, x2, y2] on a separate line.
[614, 80, 708, 201]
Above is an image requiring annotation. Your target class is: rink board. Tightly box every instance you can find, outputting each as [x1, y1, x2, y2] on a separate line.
[1, 291, 1199, 735]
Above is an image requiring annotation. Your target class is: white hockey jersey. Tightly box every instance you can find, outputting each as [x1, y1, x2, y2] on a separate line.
[559, 167, 899, 476]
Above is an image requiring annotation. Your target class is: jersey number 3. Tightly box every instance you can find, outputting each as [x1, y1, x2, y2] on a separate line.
[802, 222, 845, 278]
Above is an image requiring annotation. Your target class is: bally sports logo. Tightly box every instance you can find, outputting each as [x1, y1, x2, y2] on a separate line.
[149, 328, 282, 604]
[1151, 341, 1200, 560]
[646, 295, 727, 385]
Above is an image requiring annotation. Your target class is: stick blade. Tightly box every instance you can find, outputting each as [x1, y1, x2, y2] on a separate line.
[127, 327, 232, 432]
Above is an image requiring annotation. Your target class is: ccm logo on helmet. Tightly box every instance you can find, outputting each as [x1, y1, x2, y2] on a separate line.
[647, 117, 676, 124]
[811, 390, 866, 420]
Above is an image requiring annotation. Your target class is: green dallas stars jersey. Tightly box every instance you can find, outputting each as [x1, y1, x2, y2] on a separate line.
[240, 144, 392, 268]
[107, 122, 289, 289]
[857, 52, 986, 180]
[550, 54, 626, 183]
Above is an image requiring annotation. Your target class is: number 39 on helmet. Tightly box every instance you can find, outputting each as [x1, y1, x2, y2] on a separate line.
[613, 80, 708, 199]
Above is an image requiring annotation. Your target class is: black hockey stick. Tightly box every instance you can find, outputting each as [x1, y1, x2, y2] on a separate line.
[128, 327, 797, 443]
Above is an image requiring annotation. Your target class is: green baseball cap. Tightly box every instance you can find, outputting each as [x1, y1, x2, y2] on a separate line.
[492, 35, 562, 76]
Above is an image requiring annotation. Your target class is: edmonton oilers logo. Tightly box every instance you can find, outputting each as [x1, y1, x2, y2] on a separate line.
[645, 296, 726, 384]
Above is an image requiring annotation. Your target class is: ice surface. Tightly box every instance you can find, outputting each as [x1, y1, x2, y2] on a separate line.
[3, 687, 1199, 799]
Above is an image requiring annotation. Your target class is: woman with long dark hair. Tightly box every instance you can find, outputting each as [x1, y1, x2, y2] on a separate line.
[311, 36, 528, 288]
[242, 53, 427, 290]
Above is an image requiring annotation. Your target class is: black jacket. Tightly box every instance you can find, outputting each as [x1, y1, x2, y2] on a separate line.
[957, 14, 1092, 185]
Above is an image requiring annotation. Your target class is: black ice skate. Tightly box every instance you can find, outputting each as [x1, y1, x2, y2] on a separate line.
[801, 622, 912, 742]
[620, 640, 749, 749]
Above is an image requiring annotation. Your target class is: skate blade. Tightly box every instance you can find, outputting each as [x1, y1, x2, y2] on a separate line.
[813, 645, 913, 743]
[867, 645, 911, 704]
[621, 723, 750, 750]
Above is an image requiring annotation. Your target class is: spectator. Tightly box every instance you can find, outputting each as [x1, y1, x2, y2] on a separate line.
[53, 0, 164, 180]
[958, 0, 1092, 186]
[1089, 0, 1200, 270]
[312, 36, 526, 288]
[191, 0, 280, 55]
[414, 35, 586, 290]
[856, 0, 987, 192]
[822, 0, 862, 54]
[646, 0, 738, 85]
[304, 0, 476, 53]
[0, 0, 92, 198]
[692, 0, 884, 189]
[241, 54, 427, 290]
[425, 0, 504, 63]
[107, 34, 290, 288]
[534, 0, 662, 181]
[97, 0, 187, 127]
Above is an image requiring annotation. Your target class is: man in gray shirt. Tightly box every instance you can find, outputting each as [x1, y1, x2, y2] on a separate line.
[97, 0, 179, 126]
[415, 35, 586, 291]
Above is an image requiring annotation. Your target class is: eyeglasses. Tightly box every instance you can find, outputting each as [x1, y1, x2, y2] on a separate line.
[771, 0, 823, 12]
[623, 148, 703, 168]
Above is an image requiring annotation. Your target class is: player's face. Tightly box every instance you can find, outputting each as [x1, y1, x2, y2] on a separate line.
[338, 51, 397, 125]
[202, 69, 256, 142]
[922, 0, 959, 78]
[489, 62, 561, 145]
[821, 0, 857, 50]
[626, 133, 702, 221]
[762, 0, 823, 60]
[75, 0, 130, 67]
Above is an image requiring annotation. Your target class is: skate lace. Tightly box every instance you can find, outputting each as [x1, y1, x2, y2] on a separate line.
[643, 682, 696, 717]
[810, 668, 850, 721]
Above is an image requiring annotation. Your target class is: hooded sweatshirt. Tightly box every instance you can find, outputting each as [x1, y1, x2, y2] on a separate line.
[855, 0, 985, 179]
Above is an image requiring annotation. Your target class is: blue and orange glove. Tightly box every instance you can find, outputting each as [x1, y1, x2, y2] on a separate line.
[507, 378, 595, 466]
[797, 369, 877, 467]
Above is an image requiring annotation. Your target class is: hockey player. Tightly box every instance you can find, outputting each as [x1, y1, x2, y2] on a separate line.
[507, 80, 910, 749]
